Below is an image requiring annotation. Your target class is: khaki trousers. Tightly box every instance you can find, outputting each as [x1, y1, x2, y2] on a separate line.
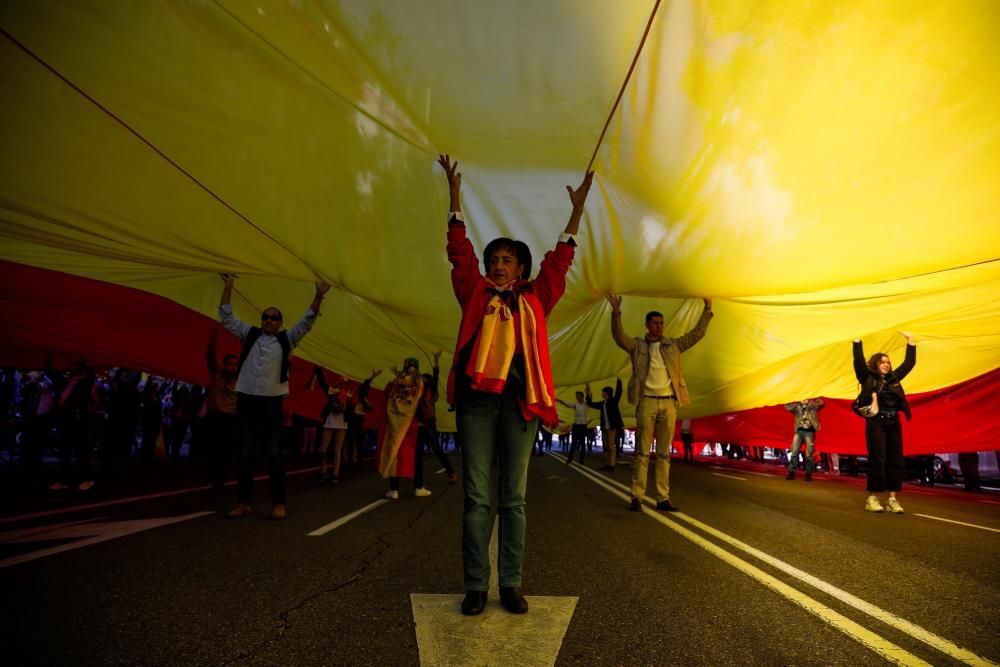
[603, 428, 618, 467]
[631, 396, 677, 501]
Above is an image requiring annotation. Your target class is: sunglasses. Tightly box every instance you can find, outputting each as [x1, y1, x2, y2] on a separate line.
[261, 314, 282, 322]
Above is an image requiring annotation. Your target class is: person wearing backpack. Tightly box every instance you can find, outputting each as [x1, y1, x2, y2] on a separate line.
[219, 273, 330, 519]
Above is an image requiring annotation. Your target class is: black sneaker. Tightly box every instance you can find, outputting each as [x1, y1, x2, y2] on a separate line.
[629, 498, 642, 512]
[656, 499, 679, 512]
[785, 471, 795, 480]
[499, 586, 529, 614]
[804, 472, 812, 482]
[461, 590, 487, 616]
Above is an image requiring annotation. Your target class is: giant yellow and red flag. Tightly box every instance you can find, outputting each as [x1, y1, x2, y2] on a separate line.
[1, 1, 998, 453]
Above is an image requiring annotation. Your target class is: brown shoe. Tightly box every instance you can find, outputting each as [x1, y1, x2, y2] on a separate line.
[269, 504, 287, 520]
[227, 503, 251, 518]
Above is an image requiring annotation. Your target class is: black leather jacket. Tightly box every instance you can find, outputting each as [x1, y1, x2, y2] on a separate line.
[853, 340, 916, 420]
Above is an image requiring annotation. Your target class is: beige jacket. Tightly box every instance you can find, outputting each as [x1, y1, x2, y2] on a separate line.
[611, 307, 714, 408]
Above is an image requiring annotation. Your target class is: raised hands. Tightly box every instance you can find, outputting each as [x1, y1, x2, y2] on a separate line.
[605, 293, 622, 311]
[437, 154, 462, 212]
[703, 298, 712, 311]
[567, 171, 595, 211]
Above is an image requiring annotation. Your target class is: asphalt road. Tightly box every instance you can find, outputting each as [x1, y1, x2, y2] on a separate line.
[2, 451, 998, 666]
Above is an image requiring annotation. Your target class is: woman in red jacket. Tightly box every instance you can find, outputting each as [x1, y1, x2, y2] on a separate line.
[437, 155, 593, 616]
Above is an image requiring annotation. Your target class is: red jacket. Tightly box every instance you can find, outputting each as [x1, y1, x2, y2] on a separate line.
[446, 221, 573, 426]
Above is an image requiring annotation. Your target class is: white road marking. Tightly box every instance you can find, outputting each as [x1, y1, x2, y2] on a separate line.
[709, 465, 771, 478]
[308, 499, 388, 536]
[0, 466, 321, 526]
[913, 514, 1000, 534]
[411, 513, 577, 665]
[555, 454, 995, 666]
[711, 472, 747, 481]
[0, 512, 214, 568]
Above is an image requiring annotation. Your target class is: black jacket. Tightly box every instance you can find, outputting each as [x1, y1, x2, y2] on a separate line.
[586, 378, 624, 430]
[853, 340, 916, 420]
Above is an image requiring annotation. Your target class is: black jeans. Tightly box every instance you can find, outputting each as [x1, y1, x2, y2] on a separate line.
[567, 424, 588, 463]
[414, 425, 454, 488]
[205, 411, 239, 491]
[236, 394, 285, 505]
[865, 415, 904, 492]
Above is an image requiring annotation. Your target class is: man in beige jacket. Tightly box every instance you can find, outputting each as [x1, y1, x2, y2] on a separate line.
[607, 294, 714, 512]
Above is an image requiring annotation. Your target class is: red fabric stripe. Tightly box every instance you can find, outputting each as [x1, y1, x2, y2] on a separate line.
[0, 260, 383, 424]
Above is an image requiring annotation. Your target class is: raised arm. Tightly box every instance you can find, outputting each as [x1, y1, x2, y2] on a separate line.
[675, 299, 714, 352]
[287, 281, 329, 347]
[562, 171, 594, 236]
[440, 155, 482, 304]
[312, 366, 330, 392]
[607, 293, 636, 353]
[218, 273, 251, 341]
[894, 332, 917, 380]
[852, 340, 868, 383]
[437, 154, 462, 214]
[555, 398, 575, 409]
[206, 327, 221, 374]
[613, 377, 623, 401]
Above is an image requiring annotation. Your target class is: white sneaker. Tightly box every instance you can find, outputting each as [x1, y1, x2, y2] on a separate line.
[865, 496, 884, 513]
[414, 487, 432, 497]
[886, 497, 904, 514]
[385, 490, 399, 500]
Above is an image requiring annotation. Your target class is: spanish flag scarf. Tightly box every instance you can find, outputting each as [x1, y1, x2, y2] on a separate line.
[466, 281, 552, 411]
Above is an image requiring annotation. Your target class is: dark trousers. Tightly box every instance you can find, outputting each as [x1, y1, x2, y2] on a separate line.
[681, 431, 694, 462]
[205, 412, 239, 491]
[865, 417, 904, 493]
[567, 424, 588, 463]
[414, 425, 453, 488]
[236, 394, 285, 505]
[59, 408, 93, 484]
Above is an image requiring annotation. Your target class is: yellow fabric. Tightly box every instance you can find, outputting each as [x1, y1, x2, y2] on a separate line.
[378, 374, 423, 478]
[1, 1, 999, 433]
[519, 296, 553, 411]
[468, 294, 517, 391]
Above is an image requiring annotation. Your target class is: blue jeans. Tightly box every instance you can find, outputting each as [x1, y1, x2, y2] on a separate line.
[788, 428, 816, 473]
[457, 391, 538, 590]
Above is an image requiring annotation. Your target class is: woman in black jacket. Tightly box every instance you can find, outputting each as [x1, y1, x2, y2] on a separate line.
[853, 332, 916, 514]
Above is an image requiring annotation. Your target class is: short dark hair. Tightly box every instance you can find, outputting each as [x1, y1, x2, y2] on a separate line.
[602, 386, 613, 397]
[483, 237, 532, 280]
[645, 310, 663, 324]
[263, 306, 283, 320]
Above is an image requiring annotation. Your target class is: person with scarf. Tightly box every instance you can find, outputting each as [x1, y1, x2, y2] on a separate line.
[437, 154, 594, 616]
[853, 332, 916, 513]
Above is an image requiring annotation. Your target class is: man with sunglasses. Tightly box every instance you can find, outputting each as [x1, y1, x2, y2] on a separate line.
[219, 273, 330, 519]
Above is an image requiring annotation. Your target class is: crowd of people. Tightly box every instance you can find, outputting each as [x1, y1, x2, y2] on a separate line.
[1, 155, 994, 621]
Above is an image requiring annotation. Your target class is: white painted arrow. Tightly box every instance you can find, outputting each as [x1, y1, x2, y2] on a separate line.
[410, 517, 578, 667]
[0, 511, 214, 568]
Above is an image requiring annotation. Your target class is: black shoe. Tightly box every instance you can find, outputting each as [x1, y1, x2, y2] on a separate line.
[499, 586, 528, 614]
[785, 471, 795, 480]
[601, 465, 615, 472]
[461, 590, 487, 616]
[629, 498, 642, 512]
[656, 499, 679, 512]
[804, 472, 812, 482]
